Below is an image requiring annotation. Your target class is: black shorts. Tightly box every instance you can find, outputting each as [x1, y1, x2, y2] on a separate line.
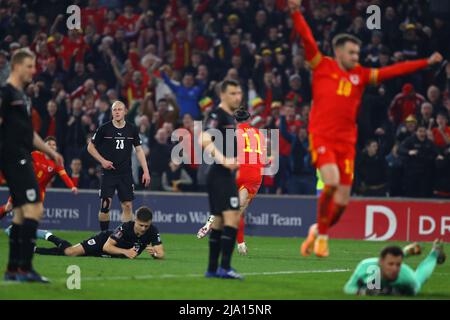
[100, 173, 135, 202]
[1, 154, 41, 207]
[80, 231, 112, 257]
[206, 166, 240, 216]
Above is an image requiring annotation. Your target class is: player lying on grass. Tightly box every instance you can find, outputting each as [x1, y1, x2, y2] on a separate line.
[34, 206, 164, 259]
[0, 136, 77, 219]
[288, 0, 443, 258]
[344, 240, 446, 296]
[197, 108, 267, 256]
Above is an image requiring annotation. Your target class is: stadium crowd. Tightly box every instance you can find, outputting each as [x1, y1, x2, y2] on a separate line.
[0, 0, 449, 198]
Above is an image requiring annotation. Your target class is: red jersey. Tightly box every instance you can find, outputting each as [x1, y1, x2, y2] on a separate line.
[81, 6, 107, 34]
[236, 123, 267, 195]
[32, 151, 75, 191]
[236, 123, 267, 176]
[291, 10, 429, 145]
[117, 14, 140, 32]
[432, 127, 450, 148]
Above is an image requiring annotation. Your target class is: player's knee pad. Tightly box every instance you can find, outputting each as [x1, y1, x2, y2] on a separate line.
[100, 198, 111, 214]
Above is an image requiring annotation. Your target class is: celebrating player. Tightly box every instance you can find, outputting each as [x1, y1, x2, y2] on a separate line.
[197, 108, 267, 256]
[0, 136, 77, 219]
[88, 101, 151, 231]
[344, 240, 446, 296]
[35, 206, 164, 259]
[202, 80, 242, 279]
[0, 48, 64, 282]
[288, 0, 444, 257]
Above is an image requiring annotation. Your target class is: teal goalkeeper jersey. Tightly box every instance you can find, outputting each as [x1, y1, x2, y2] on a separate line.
[344, 257, 420, 296]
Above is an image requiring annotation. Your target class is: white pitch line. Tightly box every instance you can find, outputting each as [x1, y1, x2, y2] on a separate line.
[0, 269, 351, 286]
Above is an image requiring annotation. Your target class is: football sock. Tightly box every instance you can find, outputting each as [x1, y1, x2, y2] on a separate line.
[317, 185, 337, 235]
[47, 234, 65, 247]
[19, 218, 38, 272]
[208, 229, 222, 273]
[237, 216, 245, 244]
[35, 247, 64, 256]
[7, 223, 21, 272]
[100, 221, 110, 231]
[329, 203, 347, 227]
[220, 226, 237, 270]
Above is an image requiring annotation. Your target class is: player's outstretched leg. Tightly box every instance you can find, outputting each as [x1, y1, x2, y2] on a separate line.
[237, 188, 250, 256]
[35, 235, 72, 256]
[197, 215, 215, 239]
[313, 184, 337, 258]
[237, 215, 247, 255]
[5, 225, 52, 241]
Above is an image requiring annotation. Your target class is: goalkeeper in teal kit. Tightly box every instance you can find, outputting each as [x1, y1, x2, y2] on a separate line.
[344, 240, 446, 296]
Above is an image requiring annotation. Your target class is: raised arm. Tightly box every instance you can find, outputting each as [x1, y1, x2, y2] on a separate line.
[367, 52, 443, 86]
[161, 69, 180, 93]
[288, 0, 322, 69]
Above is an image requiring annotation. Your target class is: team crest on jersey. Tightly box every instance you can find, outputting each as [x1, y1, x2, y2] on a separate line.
[48, 167, 53, 172]
[26, 189, 36, 202]
[317, 146, 326, 154]
[349, 75, 360, 85]
[230, 197, 239, 208]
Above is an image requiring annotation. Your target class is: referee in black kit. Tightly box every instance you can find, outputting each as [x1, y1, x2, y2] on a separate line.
[88, 101, 151, 231]
[0, 48, 64, 282]
[201, 80, 243, 279]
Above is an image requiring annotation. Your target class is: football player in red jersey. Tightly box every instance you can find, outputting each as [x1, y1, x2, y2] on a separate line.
[0, 136, 77, 219]
[288, 0, 443, 257]
[197, 108, 268, 256]
[234, 108, 268, 255]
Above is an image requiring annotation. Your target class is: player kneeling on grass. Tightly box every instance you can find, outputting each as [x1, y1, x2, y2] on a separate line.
[344, 240, 446, 296]
[34, 206, 164, 259]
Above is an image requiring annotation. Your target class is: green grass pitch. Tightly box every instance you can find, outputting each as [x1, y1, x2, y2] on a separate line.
[0, 231, 449, 300]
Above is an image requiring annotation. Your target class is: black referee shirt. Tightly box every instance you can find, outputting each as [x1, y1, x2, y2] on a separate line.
[204, 107, 237, 172]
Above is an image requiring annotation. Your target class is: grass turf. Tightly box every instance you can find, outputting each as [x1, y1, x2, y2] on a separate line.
[0, 231, 449, 300]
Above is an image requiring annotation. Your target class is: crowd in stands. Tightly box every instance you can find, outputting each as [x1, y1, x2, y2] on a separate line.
[0, 0, 449, 198]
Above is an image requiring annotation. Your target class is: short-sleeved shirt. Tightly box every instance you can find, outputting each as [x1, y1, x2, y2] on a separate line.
[0, 83, 34, 160]
[91, 121, 141, 176]
[204, 107, 237, 174]
[109, 221, 162, 256]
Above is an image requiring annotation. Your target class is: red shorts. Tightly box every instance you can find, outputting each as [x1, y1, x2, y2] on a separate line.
[236, 167, 262, 200]
[309, 134, 355, 186]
